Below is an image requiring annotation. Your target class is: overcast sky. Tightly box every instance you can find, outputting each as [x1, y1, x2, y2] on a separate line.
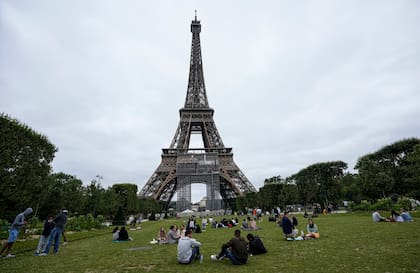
[1, 1, 419, 202]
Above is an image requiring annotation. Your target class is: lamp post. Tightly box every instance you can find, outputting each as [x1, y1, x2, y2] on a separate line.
[96, 175, 103, 185]
[93, 175, 103, 216]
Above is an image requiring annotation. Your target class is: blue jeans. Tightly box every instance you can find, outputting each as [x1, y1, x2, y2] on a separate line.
[43, 227, 63, 254]
[188, 246, 200, 263]
[225, 249, 244, 265]
[219, 248, 246, 265]
[7, 229, 19, 243]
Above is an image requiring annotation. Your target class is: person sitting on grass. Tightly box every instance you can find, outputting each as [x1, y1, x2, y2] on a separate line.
[282, 211, 298, 239]
[118, 226, 131, 241]
[211, 229, 248, 265]
[304, 218, 320, 239]
[158, 226, 166, 244]
[241, 219, 249, 230]
[112, 227, 120, 241]
[390, 210, 404, 222]
[246, 233, 267, 255]
[292, 215, 298, 227]
[372, 210, 388, 222]
[249, 217, 258, 230]
[166, 225, 180, 244]
[177, 229, 202, 264]
[400, 208, 413, 222]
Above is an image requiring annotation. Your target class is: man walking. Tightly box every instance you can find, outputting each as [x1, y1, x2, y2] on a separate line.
[0, 208, 33, 258]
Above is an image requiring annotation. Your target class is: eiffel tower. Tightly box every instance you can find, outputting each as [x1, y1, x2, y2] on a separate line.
[139, 14, 256, 211]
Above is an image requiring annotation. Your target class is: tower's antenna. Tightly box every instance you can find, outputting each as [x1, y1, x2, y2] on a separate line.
[195, 10, 197, 20]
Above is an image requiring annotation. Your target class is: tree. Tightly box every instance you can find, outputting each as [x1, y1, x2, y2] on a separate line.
[258, 183, 283, 211]
[0, 114, 57, 220]
[291, 161, 347, 207]
[290, 169, 318, 208]
[99, 188, 118, 218]
[341, 173, 363, 203]
[138, 197, 162, 220]
[112, 206, 126, 225]
[402, 144, 420, 198]
[59, 173, 86, 215]
[258, 177, 298, 210]
[112, 184, 139, 215]
[86, 180, 105, 217]
[278, 179, 298, 208]
[355, 138, 420, 199]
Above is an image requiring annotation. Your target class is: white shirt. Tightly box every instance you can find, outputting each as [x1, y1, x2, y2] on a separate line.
[177, 236, 201, 263]
[372, 211, 384, 222]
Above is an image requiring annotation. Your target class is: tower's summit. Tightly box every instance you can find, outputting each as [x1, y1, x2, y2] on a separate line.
[184, 13, 209, 109]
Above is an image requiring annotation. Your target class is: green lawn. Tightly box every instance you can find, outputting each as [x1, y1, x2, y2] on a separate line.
[1, 212, 419, 273]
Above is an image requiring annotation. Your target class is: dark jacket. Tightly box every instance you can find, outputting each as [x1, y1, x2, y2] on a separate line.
[53, 212, 68, 229]
[42, 220, 55, 236]
[282, 216, 294, 235]
[224, 236, 248, 263]
[118, 228, 129, 241]
[249, 236, 267, 255]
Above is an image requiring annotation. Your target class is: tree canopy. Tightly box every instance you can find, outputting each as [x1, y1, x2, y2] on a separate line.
[355, 138, 420, 199]
[0, 114, 57, 220]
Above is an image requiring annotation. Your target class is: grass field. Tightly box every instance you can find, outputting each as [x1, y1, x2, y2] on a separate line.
[1, 212, 419, 273]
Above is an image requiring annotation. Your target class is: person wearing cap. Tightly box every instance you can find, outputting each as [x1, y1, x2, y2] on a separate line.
[0, 207, 33, 258]
[39, 208, 68, 256]
[177, 229, 202, 264]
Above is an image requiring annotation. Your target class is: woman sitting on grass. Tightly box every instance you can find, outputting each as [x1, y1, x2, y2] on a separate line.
[400, 208, 413, 222]
[304, 218, 320, 239]
[112, 227, 120, 241]
[118, 226, 131, 241]
[158, 226, 166, 243]
[390, 210, 404, 222]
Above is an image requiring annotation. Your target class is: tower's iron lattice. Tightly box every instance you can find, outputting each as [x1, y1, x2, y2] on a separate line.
[139, 15, 256, 211]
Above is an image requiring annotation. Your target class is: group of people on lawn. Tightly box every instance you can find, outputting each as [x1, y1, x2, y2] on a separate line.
[279, 211, 320, 240]
[152, 211, 320, 265]
[177, 228, 267, 265]
[11, 206, 415, 264]
[372, 208, 413, 222]
[149, 216, 267, 265]
[0, 207, 69, 258]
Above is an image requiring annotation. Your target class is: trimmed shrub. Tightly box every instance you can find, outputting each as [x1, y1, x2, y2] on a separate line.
[112, 207, 126, 226]
[351, 200, 371, 211]
[397, 197, 412, 210]
[369, 197, 392, 211]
